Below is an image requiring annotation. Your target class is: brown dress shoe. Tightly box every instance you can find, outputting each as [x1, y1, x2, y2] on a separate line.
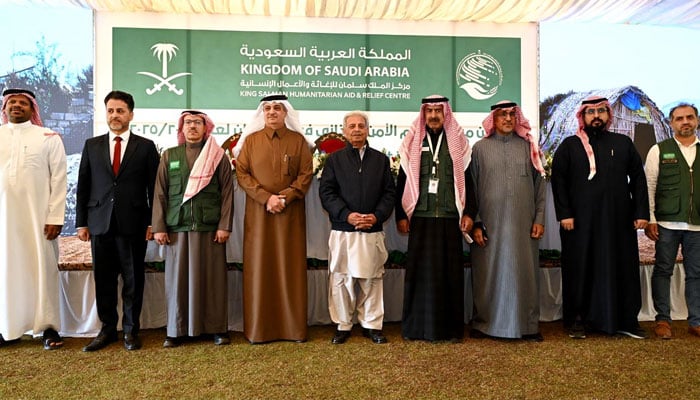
[688, 325, 700, 337]
[654, 321, 672, 339]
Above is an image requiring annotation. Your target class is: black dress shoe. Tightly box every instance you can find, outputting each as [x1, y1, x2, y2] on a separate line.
[123, 333, 142, 350]
[83, 332, 118, 352]
[470, 329, 488, 339]
[331, 329, 351, 344]
[0, 333, 20, 347]
[362, 328, 387, 344]
[213, 333, 230, 345]
[163, 336, 180, 348]
[522, 332, 544, 342]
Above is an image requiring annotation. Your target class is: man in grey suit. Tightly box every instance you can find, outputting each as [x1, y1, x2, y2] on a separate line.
[76, 90, 160, 351]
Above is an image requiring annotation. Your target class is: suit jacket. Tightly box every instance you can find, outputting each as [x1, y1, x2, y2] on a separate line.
[76, 132, 160, 235]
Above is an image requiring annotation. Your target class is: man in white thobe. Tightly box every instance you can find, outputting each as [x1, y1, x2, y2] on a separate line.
[0, 88, 67, 349]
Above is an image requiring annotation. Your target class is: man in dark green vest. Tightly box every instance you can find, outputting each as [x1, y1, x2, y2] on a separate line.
[644, 103, 700, 340]
[152, 110, 234, 347]
[395, 95, 473, 342]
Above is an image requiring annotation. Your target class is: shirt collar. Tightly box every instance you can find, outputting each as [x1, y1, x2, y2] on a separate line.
[673, 135, 700, 148]
[110, 130, 131, 142]
[7, 120, 33, 129]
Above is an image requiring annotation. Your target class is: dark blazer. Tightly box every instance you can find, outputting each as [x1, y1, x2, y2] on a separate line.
[319, 143, 396, 233]
[76, 132, 160, 235]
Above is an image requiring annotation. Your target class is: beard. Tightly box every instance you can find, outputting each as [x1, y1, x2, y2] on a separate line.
[583, 119, 606, 135]
[677, 127, 697, 137]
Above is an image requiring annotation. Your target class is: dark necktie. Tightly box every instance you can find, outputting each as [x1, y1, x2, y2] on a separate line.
[113, 136, 122, 176]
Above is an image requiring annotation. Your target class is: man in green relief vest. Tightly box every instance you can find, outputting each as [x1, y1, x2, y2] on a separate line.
[395, 95, 473, 342]
[644, 103, 700, 339]
[152, 110, 234, 347]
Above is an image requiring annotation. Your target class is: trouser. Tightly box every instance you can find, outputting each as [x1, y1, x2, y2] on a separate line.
[328, 272, 384, 331]
[652, 225, 700, 326]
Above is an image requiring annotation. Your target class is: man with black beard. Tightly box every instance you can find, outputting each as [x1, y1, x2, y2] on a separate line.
[551, 96, 649, 340]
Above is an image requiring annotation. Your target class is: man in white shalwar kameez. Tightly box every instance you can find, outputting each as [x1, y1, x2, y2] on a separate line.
[0, 88, 67, 349]
[319, 111, 395, 344]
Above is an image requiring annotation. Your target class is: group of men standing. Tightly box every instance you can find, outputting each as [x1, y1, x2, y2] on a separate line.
[1, 87, 699, 351]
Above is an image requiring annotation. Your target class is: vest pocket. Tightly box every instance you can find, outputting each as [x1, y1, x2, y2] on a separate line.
[659, 164, 681, 184]
[656, 187, 680, 215]
[166, 204, 182, 226]
[200, 207, 221, 225]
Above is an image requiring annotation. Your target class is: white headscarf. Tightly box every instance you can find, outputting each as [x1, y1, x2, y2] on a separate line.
[233, 94, 311, 157]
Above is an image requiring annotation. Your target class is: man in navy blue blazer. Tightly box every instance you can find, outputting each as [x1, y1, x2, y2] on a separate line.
[76, 90, 160, 351]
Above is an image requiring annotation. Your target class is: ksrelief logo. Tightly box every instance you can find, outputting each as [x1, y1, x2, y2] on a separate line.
[456, 51, 503, 100]
[137, 43, 192, 96]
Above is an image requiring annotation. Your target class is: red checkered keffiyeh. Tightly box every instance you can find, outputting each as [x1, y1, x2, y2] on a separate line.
[398, 95, 470, 221]
[177, 110, 225, 203]
[576, 96, 613, 180]
[481, 100, 545, 176]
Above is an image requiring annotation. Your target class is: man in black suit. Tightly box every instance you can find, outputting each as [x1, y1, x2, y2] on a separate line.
[76, 91, 160, 351]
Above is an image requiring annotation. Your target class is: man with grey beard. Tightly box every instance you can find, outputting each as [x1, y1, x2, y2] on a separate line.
[644, 103, 700, 340]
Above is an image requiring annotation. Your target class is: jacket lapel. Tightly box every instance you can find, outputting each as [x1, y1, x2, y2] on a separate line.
[100, 134, 114, 175]
[118, 132, 139, 175]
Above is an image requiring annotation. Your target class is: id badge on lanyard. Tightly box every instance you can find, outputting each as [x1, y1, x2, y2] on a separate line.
[427, 133, 442, 194]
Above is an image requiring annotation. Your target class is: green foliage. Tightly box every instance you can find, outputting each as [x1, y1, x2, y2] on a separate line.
[3, 35, 72, 118]
[73, 65, 93, 98]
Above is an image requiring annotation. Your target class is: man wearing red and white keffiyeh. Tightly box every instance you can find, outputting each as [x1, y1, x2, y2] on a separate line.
[394, 95, 473, 342]
[0, 88, 67, 350]
[551, 95, 649, 340]
[151, 110, 234, 347]
[469, 100, 546, 342]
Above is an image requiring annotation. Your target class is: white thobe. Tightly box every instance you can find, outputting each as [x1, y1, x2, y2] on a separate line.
[0, 121, 67, 339]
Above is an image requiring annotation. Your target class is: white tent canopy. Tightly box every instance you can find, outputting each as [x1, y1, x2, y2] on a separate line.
[25, 0, 700, 29]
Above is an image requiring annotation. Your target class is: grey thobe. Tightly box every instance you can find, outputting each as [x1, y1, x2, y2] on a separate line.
[469, 133, 545, 338]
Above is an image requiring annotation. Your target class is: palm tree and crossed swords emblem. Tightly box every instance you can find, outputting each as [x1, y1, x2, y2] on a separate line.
[138, 43, 191, 95]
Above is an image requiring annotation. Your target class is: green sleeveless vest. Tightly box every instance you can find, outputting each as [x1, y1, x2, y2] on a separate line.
[413, 133, 459, 218]
[165, 145, 222, 232]
[655, 139, 700, 224]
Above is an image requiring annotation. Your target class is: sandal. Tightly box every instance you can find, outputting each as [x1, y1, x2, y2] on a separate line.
[42, 328, 64, 350]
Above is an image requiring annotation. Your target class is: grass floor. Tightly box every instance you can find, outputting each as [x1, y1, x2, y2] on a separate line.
[1, 320, 698, 399]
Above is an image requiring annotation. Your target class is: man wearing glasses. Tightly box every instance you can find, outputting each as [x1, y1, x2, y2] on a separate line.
[469, 101, 546, 341]
[151, 110, 233, 347]
[551, 96, 649, 340]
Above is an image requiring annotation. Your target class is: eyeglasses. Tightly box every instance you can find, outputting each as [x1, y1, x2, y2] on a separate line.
[495, 111, 516, 119]
[183, 119, 204, 126]
[585, 107, 608, 115]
